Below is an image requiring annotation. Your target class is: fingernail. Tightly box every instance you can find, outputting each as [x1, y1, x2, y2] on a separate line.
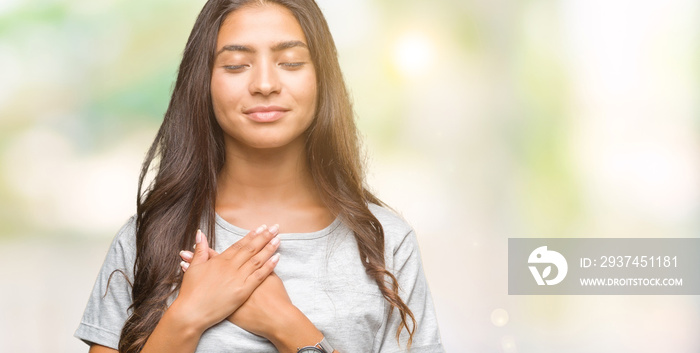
[270, 236, 280, 246]
[179, 250, 193, 261]
[196, 229, 203, 244]
[180, 261, 190, 271]
[270, 253, 280, 264]
[255, 224, 267, 235]
[268, 224, 279, 235]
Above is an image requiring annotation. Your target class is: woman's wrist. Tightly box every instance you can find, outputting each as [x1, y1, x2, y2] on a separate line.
[166, 297, 210, 336]
[140, 299, 206, 353]
[268, 306, 324, 353]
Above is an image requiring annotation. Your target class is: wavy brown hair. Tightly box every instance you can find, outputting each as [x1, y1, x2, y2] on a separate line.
[119, 0, 416, 352]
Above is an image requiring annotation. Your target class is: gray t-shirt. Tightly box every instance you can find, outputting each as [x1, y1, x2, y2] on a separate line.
[75, 204, 445, 352]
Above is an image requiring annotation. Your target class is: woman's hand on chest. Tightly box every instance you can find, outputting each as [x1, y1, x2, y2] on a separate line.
[175, 225, 281, 332]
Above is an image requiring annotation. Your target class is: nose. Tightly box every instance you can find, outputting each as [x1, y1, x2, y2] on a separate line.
[249, 60, 281, 96]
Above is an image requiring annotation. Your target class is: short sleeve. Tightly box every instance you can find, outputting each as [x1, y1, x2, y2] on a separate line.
[370, 208, 445, 352]
[74, 217, 137, 349]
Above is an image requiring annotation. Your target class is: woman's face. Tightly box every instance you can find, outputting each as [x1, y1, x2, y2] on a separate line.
[211, 3, 317, 151]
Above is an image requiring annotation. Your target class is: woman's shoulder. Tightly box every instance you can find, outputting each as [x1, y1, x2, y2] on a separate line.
[367, 203, 411, 230]
[367, 203, 415, 246]
[116, 215, 137, 237]
[107, 215, 138, 255]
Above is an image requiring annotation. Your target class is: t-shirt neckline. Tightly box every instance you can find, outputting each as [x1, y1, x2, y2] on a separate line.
[214, 213, 343, 240]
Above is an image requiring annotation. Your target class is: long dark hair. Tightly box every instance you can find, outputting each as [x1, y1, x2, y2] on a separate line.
[119, 1, 416, 351]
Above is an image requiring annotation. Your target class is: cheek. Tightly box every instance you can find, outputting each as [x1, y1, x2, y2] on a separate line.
[298, 72, 318, 112]
[210, 77, 227, 113]
[211, 74, 243, 111]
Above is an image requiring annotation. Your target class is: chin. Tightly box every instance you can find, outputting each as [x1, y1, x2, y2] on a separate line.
[223, 123, 309, 151]
[249, 141, 289, 149]
[240, 135, 303, 150]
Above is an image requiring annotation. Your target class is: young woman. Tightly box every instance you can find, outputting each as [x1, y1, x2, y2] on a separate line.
[75, 1, 444, 352]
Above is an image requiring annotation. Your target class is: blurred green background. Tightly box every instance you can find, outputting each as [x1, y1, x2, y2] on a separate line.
[1, 0, 699, 352]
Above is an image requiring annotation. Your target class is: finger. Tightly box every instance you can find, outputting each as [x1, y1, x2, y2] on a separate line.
[218, 226, 264, 256]
[190, 229, 211, 266]
[245, 253, 280, 287]
[208, 248, 219, 258]
[221, 224, 279, 266]
[180, 248, 218, 264]
[180, 261, 190, 272]
[240, 235, 281, 274]
[179, 250, 193, 262]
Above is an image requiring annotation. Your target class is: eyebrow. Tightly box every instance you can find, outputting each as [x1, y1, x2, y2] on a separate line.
[216, 40, 308, 56]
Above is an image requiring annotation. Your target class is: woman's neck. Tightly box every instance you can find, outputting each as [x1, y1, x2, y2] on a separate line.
[215, 137, 334, 232]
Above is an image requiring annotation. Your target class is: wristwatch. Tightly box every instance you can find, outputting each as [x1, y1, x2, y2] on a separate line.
[297, 336, 334, 353]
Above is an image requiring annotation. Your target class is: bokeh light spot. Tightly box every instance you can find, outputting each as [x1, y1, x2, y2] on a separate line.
[491, 308, 509, 327]
[501, 335, 517, 353]
[393, 32, 433, 77]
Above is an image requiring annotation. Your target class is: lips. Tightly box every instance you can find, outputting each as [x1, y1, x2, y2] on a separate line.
[243, 105, 289, 123]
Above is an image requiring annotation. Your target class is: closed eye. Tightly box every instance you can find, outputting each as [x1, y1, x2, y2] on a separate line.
[223, 65, 248, 71]
[280, 62, 306, 68]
